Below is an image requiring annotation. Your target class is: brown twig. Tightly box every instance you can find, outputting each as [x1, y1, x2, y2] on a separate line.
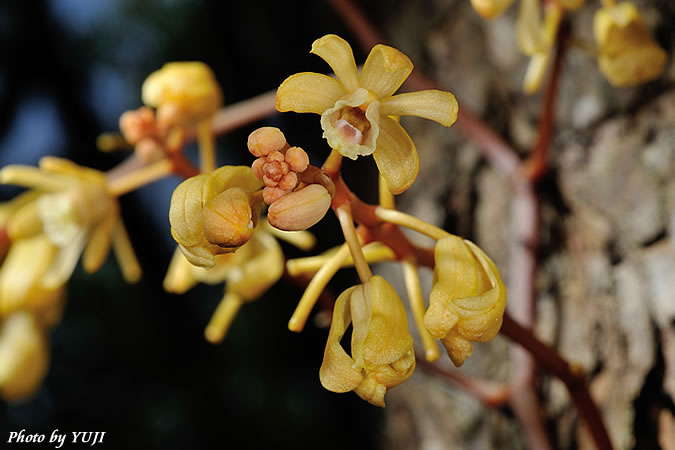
[501, 314, 613, 450]
[416, 356, 511, 408]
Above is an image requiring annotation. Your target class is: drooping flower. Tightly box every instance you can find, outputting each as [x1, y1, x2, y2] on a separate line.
[593, 2, 667, 87]
[164, 227, 285, 343]
[276, 34, 458, 194]
[319, 275, 415, 407]
[168, 165, 264, 268]
[424, 235, 506, 367]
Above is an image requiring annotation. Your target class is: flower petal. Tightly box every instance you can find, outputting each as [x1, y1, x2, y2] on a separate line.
[372, 117, 419, 194]
[310, 34, 360, 92]
[320, 286, 364, 393]
[359, 44, 413, 98]
[276, 72, 345, 114]
[380, 90, 458, 127]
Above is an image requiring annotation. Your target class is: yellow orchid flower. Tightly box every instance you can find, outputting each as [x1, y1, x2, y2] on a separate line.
[319, 275, 415, 407]
[164, 228, 284, 343]
[594, 2, 667, 87]
[276, 34, 458, 194]
[424, 235, 506, 367]
[0, 158, 142, 287]
[0, 311, 49, 402]
[168, 165, 264, 268]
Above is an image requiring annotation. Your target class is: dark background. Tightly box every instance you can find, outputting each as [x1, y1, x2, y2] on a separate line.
[0, 0, 390, 448]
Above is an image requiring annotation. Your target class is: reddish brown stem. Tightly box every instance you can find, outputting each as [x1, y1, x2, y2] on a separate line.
[501, 314, 614, 450]
[523, 21, 569, 183]
[416, 356, 511, 408]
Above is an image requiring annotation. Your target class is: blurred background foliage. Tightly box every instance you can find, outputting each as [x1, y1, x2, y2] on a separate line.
[0, 0, 390, 448]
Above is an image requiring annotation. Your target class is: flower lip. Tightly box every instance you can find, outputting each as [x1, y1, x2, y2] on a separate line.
[321, 88, 381, 160]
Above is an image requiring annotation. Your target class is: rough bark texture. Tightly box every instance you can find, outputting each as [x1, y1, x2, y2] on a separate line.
[376, 1, 675, 448]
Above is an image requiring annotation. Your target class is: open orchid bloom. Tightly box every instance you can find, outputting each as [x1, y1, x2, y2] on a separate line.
[319, 275, 415, 407]
[593, 2, 667, 87]
[169, 166, 263, 268]
[0, 158, 141, 288]
[142, 61, 223, 130]
[424, 235, 506, 367]
[276, 34, 458, 194]
[0, 311, 49, 402]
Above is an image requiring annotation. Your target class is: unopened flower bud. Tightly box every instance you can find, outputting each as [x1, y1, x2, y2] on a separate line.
[471, 0, 514, 19]
[285, 146, 309, 173]
[142, 62, 223, 128]
[267, 184, 331, 231]
[247, 127, 287, 157]
[169, 166, 263, 268]
[202, 187, 255, 249]
[424, 236, 507, 367]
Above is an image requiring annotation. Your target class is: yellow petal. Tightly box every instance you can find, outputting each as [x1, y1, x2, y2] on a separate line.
[359, 44, 413, 99]
[226, 231, 284, 301]
[380, 90, 458, 127]
[0, 166, 73, 192]
[372, 117, 418, 194]
[0, 312, 49, 402]
[82, 208, 118, 274]
[0, 235, 58, 315]
[39, 157, 106, 185]
[319, 285, 364, 393]
[276, 72, 345, 114]
[112, 220, 142, 283]
[517, 0, 545, 55]
[523, 53, 550, 94]
[42, 229, 88, 289]
[310, 34, 360, 92]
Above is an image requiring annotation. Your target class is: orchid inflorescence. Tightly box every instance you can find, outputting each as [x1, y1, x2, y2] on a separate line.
[0, 12, 663, 408]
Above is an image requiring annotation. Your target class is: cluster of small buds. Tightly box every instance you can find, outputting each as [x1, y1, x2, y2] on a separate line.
[248, 127, 310, 204]
[248, 127, 333, 232]
[118, 106, 165, 162]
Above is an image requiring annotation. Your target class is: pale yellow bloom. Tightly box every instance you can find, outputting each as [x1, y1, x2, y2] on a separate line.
[0, 158, 141, 287]
[142, 62, 223, 129]
[424, 235, 506, 367]
[168, 166, 263, 268]
[319, 275, 415, 407]
[0, 311, 49, 402]
[594, 2, 667, 87]
[276, 34, 458, 194]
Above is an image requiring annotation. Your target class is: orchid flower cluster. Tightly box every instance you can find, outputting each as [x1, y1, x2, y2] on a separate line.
[472, 0, 667, 92]
[167, 34, 507, 407]
[0, 35, 508, 407]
